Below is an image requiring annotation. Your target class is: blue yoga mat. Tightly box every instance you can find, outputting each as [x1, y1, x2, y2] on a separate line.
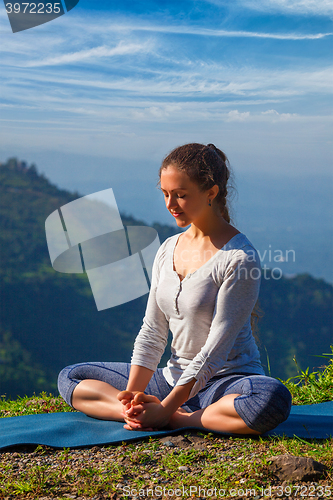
[0, 402, 331, 449]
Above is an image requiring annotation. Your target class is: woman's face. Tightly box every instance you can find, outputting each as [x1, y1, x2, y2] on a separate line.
[160, 164, 214, 227]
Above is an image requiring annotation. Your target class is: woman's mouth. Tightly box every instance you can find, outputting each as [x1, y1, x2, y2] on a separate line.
[171, 212, 183, 217]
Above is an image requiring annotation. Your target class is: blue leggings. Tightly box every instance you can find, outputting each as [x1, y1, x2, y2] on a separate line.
[58, 362, 291, 434]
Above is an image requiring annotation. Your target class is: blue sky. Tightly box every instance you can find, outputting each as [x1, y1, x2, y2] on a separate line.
[1, 0, 332, 176]
[0, 1, 332, 282]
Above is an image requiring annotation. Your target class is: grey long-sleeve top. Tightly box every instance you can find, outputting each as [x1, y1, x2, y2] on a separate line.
[131, 232, 265, 399]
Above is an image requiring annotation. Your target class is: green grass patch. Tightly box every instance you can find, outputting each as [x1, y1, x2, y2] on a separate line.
[0, 391, 74, 418]
[1, 434, 330, 499]
[0, 352, 332, 498]
[279, 346, 333, 405]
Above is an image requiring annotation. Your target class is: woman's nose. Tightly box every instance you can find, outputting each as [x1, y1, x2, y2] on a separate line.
[166, 195, 177, 210]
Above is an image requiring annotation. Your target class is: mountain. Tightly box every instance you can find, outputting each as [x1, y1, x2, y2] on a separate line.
[0, 158, 332, 397]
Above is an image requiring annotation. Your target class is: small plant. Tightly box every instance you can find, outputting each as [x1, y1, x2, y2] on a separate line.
[280, 346, 333, 405]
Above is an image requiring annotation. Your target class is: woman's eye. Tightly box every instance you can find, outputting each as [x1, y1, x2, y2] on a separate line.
[177, 195, 185, 199]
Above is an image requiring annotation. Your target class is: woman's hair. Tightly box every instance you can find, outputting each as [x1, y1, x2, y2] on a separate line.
[159, 143, 233, 223]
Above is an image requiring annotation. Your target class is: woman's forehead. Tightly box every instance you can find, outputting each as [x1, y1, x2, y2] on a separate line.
[160, 165, 194, 189]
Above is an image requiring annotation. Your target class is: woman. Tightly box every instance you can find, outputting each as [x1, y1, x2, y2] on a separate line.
[58, 143, 291, 434]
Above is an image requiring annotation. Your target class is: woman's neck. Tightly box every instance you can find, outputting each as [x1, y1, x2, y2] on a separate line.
[187, 212, 236, 242]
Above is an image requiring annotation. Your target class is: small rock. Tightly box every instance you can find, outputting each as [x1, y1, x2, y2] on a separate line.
[90, 446, 100, 452]
[178, 465, 190, 472]
[162, 440, 175, 447]
[268, 455, 327, 482]
[193, 442, 206, 450]
[187, 434, 207, 450]
[160, 435, 192, 448]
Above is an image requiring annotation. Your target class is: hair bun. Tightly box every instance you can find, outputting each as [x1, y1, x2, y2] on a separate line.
[207, 143, 227, 164]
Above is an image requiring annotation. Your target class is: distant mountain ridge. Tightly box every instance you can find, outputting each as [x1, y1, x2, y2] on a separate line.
[0, 158, 332, 397]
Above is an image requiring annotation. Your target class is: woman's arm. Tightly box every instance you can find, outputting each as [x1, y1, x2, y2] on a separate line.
[117, 364, 155, 419]
[130, 241, 170, 373]
[118, 240, 172, 424]
[126, 364, 155, 392]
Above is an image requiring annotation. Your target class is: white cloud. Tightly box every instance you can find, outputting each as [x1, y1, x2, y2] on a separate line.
[207, 0, 333, 16]
[24, 41, 152, 67]
[253, 0, 333, 16]
[227, 110, 251, 121]
[13, 57, 333, 92]
[103, 23, 332, 40]
[261, 109, 299, 121]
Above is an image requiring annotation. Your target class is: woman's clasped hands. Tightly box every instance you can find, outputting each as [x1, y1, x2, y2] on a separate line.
[117, 391, 171, 431]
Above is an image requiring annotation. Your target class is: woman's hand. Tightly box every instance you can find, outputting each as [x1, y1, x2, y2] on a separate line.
[117, 378, 196, 431]
[120, 392, 171, 431]
[117, 390, 149, 427]
[117, 390, 159, 430]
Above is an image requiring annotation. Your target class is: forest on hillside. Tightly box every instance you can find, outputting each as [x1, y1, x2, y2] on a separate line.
[0, 158, 332, 397]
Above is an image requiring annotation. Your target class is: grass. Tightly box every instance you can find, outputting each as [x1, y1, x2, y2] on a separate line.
[279, 346, 333, 405]
[0, 350, 332, 499]
[0, 391, 75, 418]
[0, 434, 331, 499]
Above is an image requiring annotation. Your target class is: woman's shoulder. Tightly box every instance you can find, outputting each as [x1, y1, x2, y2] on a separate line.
[211, 233, 261, 286]
[217, 232, 261, 270]
[157, 232, 181, 252]
[226, 232, 259, 257]
[223, 232, 256, 252]
[153, 233, 181, 264]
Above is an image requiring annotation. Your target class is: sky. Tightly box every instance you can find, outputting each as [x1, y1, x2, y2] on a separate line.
[0, 0, 332, 280]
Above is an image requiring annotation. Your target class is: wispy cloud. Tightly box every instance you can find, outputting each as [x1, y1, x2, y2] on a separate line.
[24, 41, 153, 67]
[8, 63, 330, 99]
[261, 109, 299, 121]
[1, 13, 331, 71]
[55, 15, 332, 41]
[242, 0, 333, 16]
[110, 23, 332, 40]
[206, 0, 333, 17]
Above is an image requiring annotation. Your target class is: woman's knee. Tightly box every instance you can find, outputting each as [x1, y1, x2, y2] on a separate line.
[57, 362, 98, 406]
[57, 365, 78, 406]
[233, 376, 292, 434]
[57, 361, 131, 406]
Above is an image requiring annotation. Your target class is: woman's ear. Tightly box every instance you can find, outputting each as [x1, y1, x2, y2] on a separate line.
[208, 184, 219, 201]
